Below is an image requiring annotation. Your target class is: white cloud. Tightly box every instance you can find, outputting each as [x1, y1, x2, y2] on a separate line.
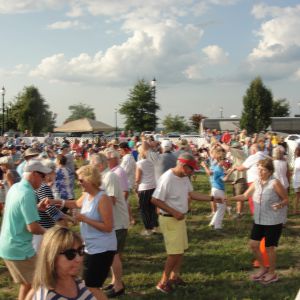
[249, 4, 300, 60]
[202, 45, 229, 65]
[30, 13, 206, 84]
[47, 20, 89, 30]
[0, 0, 63, 14]
[0, 64, 30, 77]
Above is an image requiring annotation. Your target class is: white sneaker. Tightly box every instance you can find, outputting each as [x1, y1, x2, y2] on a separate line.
[140, 230, 152, 236]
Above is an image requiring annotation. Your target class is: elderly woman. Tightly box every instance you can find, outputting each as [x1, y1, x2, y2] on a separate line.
[135, 143, 158, 236]
[292, 147, 300, 214]
[47, 165, 116, 299]
[272, 146, 290, 192]
[0, 156, 21, 214]
[230, 158, 288, 284]
[25, 226, 99, 300]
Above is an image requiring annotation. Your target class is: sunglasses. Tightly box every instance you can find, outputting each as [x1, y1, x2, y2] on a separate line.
[60, 245, 85, 260]
[36, 171, 45, 179]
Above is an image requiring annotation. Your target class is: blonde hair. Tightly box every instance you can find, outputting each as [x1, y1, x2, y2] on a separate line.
[76, 164, 101, 188]
[32, 226, 82, 290]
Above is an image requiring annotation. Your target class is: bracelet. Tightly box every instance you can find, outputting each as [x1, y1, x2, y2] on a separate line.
[61, 200, 65, 208]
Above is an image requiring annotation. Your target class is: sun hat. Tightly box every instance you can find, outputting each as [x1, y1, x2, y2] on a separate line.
[24, 159, 52, 174]
[23, 148, 40, 158]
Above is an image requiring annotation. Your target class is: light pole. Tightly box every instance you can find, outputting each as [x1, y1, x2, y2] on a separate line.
[219, 106, 223, 119]
[1, 86, 5, 136]
[150, 77, 157, 130]
[115, 108, 118, 138]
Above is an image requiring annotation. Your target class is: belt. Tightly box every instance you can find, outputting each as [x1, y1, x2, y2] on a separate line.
[159, 213, 173, 217]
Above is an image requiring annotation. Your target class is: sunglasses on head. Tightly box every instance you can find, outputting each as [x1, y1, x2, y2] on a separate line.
[60, 245, 85, 260]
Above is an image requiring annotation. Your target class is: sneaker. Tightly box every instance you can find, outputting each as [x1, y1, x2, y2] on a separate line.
[169, 277, 187, 287]
[156, 281, 173, 293]
[151, 227, 160, 234]
[140, 230, 152, 236]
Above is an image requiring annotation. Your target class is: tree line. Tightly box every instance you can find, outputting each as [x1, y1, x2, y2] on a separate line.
[4, 77, 290, 135]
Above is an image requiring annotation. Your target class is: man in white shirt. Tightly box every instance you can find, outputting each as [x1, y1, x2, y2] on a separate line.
[151, 152, 219, 294]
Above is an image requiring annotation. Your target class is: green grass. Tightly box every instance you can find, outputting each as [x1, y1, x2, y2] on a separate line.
[1, 174, 300, 299]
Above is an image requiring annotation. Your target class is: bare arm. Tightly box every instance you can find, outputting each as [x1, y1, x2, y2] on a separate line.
[229, 183, 255, 202]
[27, 222, 46, 235]
[135, 167, 142, 187]
[273, 179, 289, 209]
[75, 194, 114, 232]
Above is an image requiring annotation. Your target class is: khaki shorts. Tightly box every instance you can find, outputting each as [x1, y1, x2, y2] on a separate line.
[233, 178, 247, 196]
[4, 255, 36, 284]
[159, 215, 188, 255]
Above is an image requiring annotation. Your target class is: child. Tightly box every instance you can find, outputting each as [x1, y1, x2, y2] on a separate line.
[201, 148, 227, 230]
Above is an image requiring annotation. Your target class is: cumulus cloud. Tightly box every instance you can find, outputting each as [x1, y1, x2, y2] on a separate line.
[202, 45, 229, 65]
[47, 20, 89, 30]
[238, 4, 300, 82]
[249, 4, 300, 60]
[0, 64, 30, 77]
[30, 19, 204, 84]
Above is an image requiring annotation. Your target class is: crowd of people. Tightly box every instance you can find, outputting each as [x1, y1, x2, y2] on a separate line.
[0, 128, 295, 299]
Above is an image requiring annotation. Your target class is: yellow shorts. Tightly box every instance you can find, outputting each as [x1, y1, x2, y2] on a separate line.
[159, 215, 188, 255]
[4, 255, 36, 284]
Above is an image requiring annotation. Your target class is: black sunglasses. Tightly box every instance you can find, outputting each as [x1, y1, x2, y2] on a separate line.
[60, 245, 85, 260]
[36, 171, 45, 179]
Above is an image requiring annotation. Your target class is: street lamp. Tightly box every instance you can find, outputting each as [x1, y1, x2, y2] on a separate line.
[1, 86, 5, 136]
[115, 108, 118, 138]
[219, 106, 223, 119]
[150, 77, 157, 130]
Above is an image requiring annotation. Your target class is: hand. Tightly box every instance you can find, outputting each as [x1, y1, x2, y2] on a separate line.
[74, 212, 86, 222]
[200, 161, 207, 168]
[172, 211, 185, 220]
[272, 203, 283, 210]
[37, 198, 51, 211]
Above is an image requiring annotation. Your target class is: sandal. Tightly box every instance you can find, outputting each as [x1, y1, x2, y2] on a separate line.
[250, 269, 268, 281]
[261, 273, 278, 285]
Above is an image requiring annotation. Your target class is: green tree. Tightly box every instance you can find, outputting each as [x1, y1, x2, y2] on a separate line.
[65, 103, 95, 123]
[163, 114, 190, 132]
[240, 77, 273, 134]
[189, 114, 206, 132]
[272, 98, 290, 117]
[119, 79, 160, 131]
[9, 86, 55, 135]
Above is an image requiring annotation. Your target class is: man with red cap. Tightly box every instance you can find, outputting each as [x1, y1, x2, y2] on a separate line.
[151, 152, 219, 293]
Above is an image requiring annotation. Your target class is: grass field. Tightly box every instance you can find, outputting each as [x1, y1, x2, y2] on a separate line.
[1, 174, 300, 300]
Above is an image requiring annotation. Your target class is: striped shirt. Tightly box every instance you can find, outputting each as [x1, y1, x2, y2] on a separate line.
[36, 183, 62, 229]
[33, 280, 96, 300]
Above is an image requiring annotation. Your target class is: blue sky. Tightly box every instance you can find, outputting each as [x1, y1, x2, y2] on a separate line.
[0, 0, 300, 128]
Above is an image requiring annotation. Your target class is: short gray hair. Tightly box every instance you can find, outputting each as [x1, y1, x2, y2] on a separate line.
[105, 149, 120, 160]
[90, 153, 108, 168]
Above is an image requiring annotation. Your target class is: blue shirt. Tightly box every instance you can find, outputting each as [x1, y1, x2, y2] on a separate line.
[210, 164, 225, 191]
[80, 191, 117, 254]
[0, 179, 39, 260]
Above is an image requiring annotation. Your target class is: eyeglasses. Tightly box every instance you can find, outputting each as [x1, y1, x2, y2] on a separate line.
[36, 171, 45, 179]
[60, 245, 85, 260]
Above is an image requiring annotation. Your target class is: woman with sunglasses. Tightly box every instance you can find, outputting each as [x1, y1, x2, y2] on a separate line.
[45, 165, 116, 299]
[25, 225, 99, 300]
